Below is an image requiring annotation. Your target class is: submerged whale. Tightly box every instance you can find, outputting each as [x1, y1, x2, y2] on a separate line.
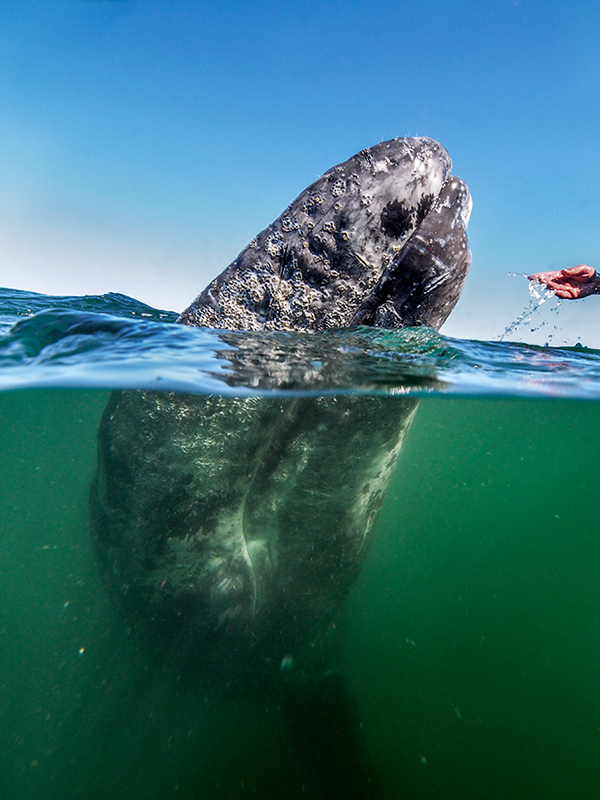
[89, 137, 471, 796]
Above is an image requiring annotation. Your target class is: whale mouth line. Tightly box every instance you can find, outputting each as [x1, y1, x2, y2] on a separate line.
[348, 175, 467, 328]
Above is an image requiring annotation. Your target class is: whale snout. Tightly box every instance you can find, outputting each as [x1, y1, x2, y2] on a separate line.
[351, 173, 472, 330]
[179, 136, 471, 334]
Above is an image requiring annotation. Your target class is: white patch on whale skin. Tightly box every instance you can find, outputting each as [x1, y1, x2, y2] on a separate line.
[350, 403, 418, 553]
[460, 191, 473, 226]
[371, 159, 390, 174]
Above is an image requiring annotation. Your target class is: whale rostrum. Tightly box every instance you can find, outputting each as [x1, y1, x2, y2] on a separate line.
[179, 136, 471, 333]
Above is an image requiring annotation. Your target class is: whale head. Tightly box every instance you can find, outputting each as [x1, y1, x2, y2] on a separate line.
[178, 137, 471, 333]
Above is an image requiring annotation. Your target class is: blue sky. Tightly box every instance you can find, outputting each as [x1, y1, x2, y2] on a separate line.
[1, 0, 600, 344]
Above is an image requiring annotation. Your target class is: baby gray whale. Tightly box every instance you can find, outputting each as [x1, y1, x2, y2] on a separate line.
[89, 137, 471, 798]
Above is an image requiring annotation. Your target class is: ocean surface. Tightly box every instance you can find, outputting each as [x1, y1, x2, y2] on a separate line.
[1, 287, 600, 799]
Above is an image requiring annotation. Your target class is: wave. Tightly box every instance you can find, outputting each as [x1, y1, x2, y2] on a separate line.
[1, 287, 599, 398]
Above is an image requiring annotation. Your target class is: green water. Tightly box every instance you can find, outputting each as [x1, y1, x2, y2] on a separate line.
[1, 390, 599, 799]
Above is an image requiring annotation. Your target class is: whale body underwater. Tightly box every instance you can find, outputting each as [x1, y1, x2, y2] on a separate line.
[89, 137, 471, 796]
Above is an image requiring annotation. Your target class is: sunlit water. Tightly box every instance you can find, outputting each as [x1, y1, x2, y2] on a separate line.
[1, 288, 599, 800]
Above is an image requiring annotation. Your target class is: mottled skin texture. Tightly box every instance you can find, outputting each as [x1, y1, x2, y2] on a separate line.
[179, 137, 471, 332]
[90, 392, 417, 686]
[90, 137, 471, 689]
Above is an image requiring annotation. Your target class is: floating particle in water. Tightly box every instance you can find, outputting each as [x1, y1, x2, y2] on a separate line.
[280, 654, 294, 672]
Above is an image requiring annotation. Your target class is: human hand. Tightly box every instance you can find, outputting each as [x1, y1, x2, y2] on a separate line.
[527, 265, 600, 299]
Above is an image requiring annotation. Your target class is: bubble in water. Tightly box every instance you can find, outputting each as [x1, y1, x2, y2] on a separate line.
[280, 654, 294, 672]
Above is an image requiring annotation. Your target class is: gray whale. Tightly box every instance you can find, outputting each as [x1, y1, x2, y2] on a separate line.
[89, 137, 471, 796]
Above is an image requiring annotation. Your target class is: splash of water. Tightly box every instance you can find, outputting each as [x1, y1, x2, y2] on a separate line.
[499, 274, 562, 342]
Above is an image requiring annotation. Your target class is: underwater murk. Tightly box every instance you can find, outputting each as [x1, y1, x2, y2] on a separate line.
[1, 288, 599, 799]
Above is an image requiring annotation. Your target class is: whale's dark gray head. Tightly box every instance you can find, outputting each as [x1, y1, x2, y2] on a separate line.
[179, 137, 471, 334]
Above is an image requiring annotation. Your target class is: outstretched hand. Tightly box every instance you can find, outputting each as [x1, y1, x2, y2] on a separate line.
[528, 265, 600, 299]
